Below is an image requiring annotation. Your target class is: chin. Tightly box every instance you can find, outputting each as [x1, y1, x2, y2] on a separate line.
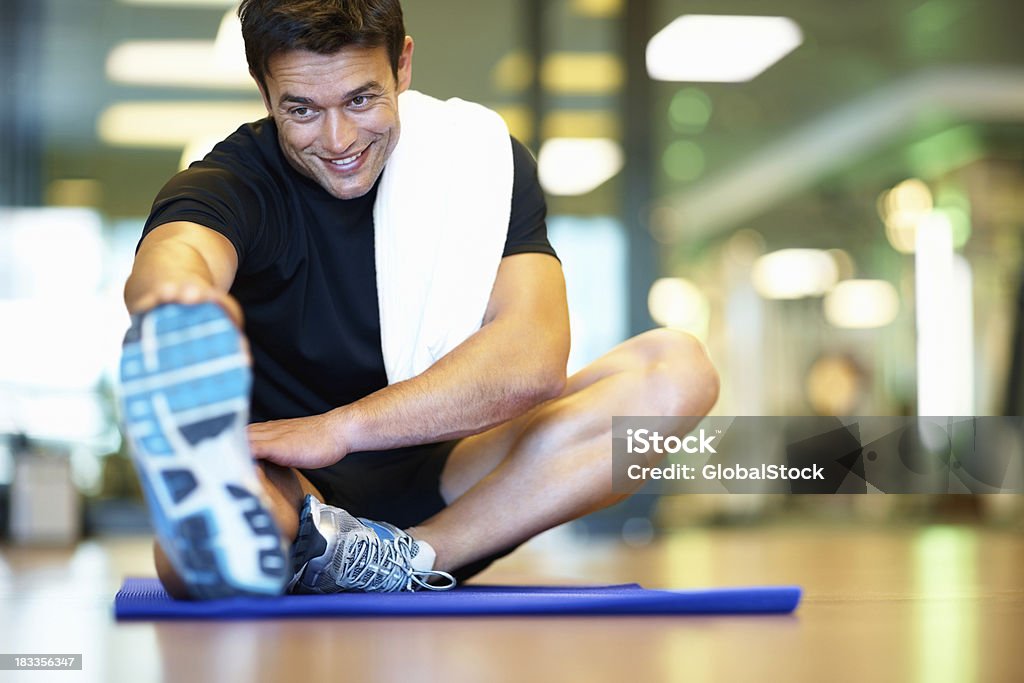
[328, 182, 371, 200]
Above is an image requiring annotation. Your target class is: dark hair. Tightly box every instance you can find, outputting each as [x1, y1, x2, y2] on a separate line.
[238, 0, 405, 91]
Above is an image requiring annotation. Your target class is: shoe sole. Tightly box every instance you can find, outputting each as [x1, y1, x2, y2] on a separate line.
[287, 495, 330, 594]
[119, 302, 287, 599]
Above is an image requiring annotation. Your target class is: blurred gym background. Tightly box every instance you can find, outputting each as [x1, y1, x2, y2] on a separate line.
[1, 0, 1023, 548]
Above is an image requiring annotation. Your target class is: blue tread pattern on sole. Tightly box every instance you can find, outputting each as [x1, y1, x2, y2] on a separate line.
[119, 302, 287, 599]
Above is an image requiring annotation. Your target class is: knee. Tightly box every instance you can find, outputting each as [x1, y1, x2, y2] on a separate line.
[632, 328, 720, 417]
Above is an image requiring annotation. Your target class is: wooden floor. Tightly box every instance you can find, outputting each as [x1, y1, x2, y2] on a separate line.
[1, 525, 1022, 683]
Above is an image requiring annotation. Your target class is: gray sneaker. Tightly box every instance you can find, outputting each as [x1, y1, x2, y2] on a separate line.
[288, 495, 457, 593]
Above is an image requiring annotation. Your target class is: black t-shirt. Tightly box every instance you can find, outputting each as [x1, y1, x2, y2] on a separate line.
[141, 118, 555, 422]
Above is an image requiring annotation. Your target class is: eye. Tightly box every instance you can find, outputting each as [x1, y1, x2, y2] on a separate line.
[351, 95, 370, 107]
[291, 106, 311, 117]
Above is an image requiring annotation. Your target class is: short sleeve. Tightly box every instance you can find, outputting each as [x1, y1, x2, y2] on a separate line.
[503, 137, 558, 261]
[140, 147, 280, 274]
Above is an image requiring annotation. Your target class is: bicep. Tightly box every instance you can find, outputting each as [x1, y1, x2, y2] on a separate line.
[138, 221, 239, 292]
[484, 253, 570, 353]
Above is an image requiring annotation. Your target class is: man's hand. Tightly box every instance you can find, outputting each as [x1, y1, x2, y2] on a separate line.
[247, 411, 349, 469]
[130, 280, 245, 328]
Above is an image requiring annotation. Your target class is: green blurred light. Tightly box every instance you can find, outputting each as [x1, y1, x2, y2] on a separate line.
[934, 185, 972, 248]
[908, 0, 964, 37]
[906, 0, 968, 58]
[668, 88, 712, 134]
[906, 125, 982, 178]
[662, 140, 705, 181]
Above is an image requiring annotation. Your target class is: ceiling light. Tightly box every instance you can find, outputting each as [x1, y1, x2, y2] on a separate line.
[98, 101, 266, 148]
[107, 10, 250, 91]
[107, 41, 253, 89]
[752, 249, 837, 300]
[646, 15, 802, 82]
[538, 138, 623, 195]
[885, 178, 932, 216]
[541, 53, 623, 94]
[824, 280, 900, 329]
[647, 277, 709, 338]
[214, 8, 248, 71]
[571, 0, 622, 18]
[879, 178, 933, 254]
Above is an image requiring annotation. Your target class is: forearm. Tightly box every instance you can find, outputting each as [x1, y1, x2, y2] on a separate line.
[125, 240, 218, 312]
[123, 222, 240, 320]
[246, 253, 570, 469]
[335, 316, 568, 452]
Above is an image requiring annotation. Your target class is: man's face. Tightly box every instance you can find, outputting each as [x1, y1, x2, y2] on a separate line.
[258, 38, 413, 200]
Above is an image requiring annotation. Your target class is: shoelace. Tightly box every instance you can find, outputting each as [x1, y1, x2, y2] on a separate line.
[337, 529, 457, 592]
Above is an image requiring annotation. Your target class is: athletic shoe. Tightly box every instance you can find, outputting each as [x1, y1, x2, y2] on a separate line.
[289, 495, 457, 593]
[118, 302, 288, 599]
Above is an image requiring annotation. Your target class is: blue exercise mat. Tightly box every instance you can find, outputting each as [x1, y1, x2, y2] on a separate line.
[114, 578, 801, 620]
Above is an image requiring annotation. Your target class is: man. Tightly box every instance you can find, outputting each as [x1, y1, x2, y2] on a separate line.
[121, 0, 719, 599]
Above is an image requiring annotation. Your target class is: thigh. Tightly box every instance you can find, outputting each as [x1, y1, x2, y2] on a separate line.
[440, 330, 674, 502]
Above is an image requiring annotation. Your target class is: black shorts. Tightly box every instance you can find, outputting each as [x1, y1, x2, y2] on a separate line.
[298, 440, 518, 583]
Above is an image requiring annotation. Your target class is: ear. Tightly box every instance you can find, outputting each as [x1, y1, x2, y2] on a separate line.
[396, 36, 414, 94]
[253, 71, 273, 115]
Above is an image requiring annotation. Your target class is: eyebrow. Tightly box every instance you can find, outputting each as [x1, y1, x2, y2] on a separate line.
[278, 80, 386, 108]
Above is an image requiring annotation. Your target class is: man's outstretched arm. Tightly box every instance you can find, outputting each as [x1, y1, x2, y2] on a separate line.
[248, 252, 570, 469]
[124, 221, 241, 323]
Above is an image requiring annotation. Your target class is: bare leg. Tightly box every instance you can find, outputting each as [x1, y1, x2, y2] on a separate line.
[154, 463, 321, 599]
[407, 328, 720, 573]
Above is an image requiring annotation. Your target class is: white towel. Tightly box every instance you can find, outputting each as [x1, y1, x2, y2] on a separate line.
[374, 90, 514, 384]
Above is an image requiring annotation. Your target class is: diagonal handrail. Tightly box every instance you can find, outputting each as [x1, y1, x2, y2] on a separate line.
[664, 67, 1024, 240]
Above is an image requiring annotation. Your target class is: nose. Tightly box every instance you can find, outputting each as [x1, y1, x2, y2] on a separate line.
[322, 110, 358, 155]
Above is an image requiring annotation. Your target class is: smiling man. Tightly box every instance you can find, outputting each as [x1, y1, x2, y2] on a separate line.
[121, 0, 719, 599]
[265, 49, 404, 200]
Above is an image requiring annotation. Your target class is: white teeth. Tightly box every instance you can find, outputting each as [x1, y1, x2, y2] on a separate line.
[330, 150, 363, 165]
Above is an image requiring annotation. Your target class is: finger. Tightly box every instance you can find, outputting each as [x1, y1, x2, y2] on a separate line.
[246, 422, 278, 437]
[129, 293, 157, 315]
[154, 282, 175, 303]
[246, 429, 274, 441]
[250, 446, 299, 468]
[180, 283, 201, 303]
[248, 438, 277, 458]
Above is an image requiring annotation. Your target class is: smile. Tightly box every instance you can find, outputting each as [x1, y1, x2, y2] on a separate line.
[331, 150, 362, 165]
[323, 145, 369, 170]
